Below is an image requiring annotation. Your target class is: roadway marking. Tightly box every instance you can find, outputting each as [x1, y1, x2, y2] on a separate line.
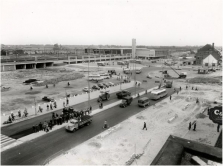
[1, 134, 16, 147]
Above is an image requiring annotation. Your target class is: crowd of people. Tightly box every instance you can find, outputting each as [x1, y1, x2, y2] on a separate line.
[32, 106, 92, 133]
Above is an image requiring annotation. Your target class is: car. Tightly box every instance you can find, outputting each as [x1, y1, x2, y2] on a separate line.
[23, 79, 39, 84]
[147, 74, 152, 78]
[103, 83, 110, 88]
[116, 90, 131, 99]
[135, 69, 142, 74]
[97, 83, 104, 88]
[108, 82, 115, 86]
[42, 96, 55, 102]
[92, 85, 100, 90]
[83, 87, 92, 92]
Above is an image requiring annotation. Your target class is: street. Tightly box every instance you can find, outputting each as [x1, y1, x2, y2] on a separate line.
[1, 87, 175, 165]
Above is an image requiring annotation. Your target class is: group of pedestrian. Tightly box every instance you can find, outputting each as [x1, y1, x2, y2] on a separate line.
[191, 86, 198, 91]
[135, 81, 141, 87]
[188, 121, 197, 131]
[6, 109, 28, 124]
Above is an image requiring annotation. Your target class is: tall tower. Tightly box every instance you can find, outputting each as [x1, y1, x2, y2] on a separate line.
[132, 39, 136, 59]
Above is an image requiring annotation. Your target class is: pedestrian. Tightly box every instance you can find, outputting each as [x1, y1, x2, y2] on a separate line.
[46, 84, 48, 88]
[142, 122, 147, 130]
[39, 122, 43, 131]
[47, 104, 49, 111]
[35, 124, 39, 132]
[38, 106, 43, 113]
[195, 87, 198, 91]
[63, 101, 65, 108]
[18, 110, 21, 117]
[24, 108, 28, 117]
[186, 85, 188, 90]
[30, 86, 33, 90]
[135, 81, 137, 85]
[177, 90, 179, 95]
[33, 125, 36, 133]
[196, 98, 199, 104]
[192, 87, 194, 90]
[53, 116, 57, 125]
[188, 122, 191, 130]
[217, 124, 220, 132]
[53, 83, 56, 87]
[170, 95, 172, 100]
[66, 98, 69, 106]
[52, 112, 56, 119]
[193, 122, 196, 131]
[138, 83, 140, 87]
[101, 102, 103, 109]
[8, 116, 12, 123]
[54, 101, 57, 108]
[11, 113, 15, 121]
[68, 82, 70, 86]
[180, 86, 181, 91]
[50, 103, 53, 110]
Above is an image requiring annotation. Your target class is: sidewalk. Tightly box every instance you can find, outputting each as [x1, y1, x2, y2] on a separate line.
[1, 81, 135, 125]
[0, 85, 159, 152]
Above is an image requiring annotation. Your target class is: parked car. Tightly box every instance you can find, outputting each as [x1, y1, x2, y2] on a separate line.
[92, 85, 100, 90]
[42, 96, 55, 102]
[97, 83, 105, 89]
[147, 74, 152, 78]
[103, 83, 110, 88]
[116, 90, 131, 99]
[23, 79, 39, 84]
[83, 87, 92, 92]
[108, 82, 115, 86]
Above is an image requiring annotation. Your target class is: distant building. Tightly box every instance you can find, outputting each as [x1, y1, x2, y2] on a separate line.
[136, 49, 155, 59]
[195, 43, 221, 66]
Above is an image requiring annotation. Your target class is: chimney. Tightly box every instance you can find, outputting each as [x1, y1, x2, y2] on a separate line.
[212, 43, 214, 48]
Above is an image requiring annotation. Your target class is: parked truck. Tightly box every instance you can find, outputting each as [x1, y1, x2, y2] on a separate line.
[65, 115, 92, 132]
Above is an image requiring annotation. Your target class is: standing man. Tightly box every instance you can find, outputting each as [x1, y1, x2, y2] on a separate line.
[188, 122, 192, 130]
[170, 95, 172, 100]
[66, 98, 69, 106]
[193, 122, 197, 131]
[180, 86, 182, 91]
[142, 122, 147, 130]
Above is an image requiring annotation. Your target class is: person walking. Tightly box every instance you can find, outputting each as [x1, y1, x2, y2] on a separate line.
[30, 86, 33, 90]
[18, 110, 21, 118]
[47, 104, 49, 111]
[35, 124, 39, 132]
[188, 122, 192, 130]
[39, 122, 43, 131]
[50, 103, 53, 110]
[192, 87, 194, 90]
[63, 101, 65, 108]
[180, 86, 182, 91]
[170, 95, 172, 100]
[193, 122, 196, 131]
[68, 82, 70, 86]
[66, 98, 69, 106]
[54, 101, 57, 108]
[33, 125, 36, 133]
[196, 98, 199, 104]
[195, 87, 198, 91]
[186, 85, 188, 90]
[46, 84, 48, 88]
[142, 122, 147, 130]
[177, 90, 179, 95]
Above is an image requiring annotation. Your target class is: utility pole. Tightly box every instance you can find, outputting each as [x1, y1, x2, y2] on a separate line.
[87, 58, 90, 108]
[34, 97, 37, 115]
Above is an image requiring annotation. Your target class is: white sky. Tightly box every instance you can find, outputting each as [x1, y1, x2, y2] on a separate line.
[0, 0, 222, 46]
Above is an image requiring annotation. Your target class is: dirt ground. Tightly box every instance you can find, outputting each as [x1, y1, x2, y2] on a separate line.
[49, 69, 222, 165]
[0, 62, 145, 114]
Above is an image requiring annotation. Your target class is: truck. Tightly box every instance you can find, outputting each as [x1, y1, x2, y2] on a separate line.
[65, 115, 92, 132]
[116, 90, 131, 99]
[97, 90, 110, 102]
[119, 96, 133, 108]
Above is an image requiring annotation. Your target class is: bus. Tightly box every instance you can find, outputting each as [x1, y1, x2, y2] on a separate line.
[117, 61, 125, 65]
[88, 74, 103, 81]
[97, 62, 105, 66]
[150, 88, 167, 100]
[99, 73, 110, 79]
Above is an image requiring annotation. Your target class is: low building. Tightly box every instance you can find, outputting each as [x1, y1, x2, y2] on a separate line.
[202, 54, 218, 67]
[136, 49, 155, 59]
[195, 43, 221, 66]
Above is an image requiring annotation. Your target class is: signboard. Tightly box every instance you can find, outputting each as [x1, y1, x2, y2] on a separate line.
[208, 106, 222, 125]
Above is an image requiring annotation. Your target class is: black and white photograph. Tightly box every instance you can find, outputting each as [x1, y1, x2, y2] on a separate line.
[0, 0, 222, 165]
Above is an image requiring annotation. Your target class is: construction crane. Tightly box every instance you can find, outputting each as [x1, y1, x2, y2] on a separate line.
[163, 62, 187, 79]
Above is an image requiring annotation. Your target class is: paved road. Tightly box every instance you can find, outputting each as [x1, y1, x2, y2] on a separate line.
[1, 88, 175, 165]
[1, 86, 146, 139]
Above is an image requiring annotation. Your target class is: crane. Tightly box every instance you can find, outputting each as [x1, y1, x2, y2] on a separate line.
[163, 62, 187, 79]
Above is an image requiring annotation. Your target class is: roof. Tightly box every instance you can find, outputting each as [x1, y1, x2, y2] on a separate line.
[151, 88, 166, 94]
[151, 135, 222, 165]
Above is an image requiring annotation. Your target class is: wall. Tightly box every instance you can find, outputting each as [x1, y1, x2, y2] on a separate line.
[202, 55, 218, 67]
[4, 65, 16, 71]
[136, 49, 155, 59]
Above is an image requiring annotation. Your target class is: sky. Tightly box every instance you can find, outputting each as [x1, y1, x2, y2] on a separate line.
[0, 0, 222, 46]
